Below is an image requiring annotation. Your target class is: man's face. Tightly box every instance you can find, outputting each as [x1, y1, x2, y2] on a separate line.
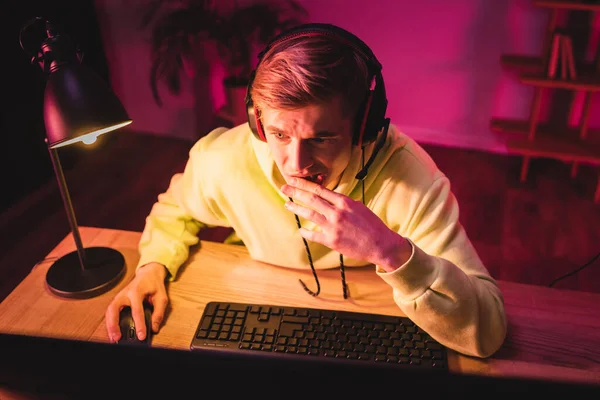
[260, 97, 354, 190]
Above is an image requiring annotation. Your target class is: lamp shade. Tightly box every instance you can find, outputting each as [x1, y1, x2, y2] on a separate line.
[44, 63, 132, 149]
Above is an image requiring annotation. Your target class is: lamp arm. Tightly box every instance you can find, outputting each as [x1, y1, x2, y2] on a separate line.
[47, 142, 87, 270]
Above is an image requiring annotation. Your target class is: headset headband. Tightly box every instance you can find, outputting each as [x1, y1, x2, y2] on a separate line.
[246, 23, 388, 148]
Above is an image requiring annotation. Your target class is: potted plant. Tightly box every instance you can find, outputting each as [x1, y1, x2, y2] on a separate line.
[139, 0, 308, 124]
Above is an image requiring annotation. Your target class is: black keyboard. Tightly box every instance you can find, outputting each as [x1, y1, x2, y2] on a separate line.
[190, 301, 448, 370]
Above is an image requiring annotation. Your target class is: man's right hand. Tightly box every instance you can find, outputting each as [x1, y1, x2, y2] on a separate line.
[105, 262, 169, 343]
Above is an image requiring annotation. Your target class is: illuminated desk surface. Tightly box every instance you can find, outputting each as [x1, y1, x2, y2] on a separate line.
[1, 227, 599, 386]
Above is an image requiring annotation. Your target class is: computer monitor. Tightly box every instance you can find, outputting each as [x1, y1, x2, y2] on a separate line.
[1, 333, 598, 398]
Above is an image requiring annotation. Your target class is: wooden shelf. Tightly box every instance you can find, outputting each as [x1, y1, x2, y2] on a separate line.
[491, 117, 600, 138]
[533, 0, 600, 11]
[494, 2, 600, 202]
[501, 54, 598, 76]
[491, 118, 600, 164]
[519, 72, 600, 91]
[505, 137, 600, 164]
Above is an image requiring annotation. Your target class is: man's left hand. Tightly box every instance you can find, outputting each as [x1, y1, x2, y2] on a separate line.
[281, 178, 411, 271]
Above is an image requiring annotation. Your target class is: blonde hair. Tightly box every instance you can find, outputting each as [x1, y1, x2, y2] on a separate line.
[251, 35, 371, 119]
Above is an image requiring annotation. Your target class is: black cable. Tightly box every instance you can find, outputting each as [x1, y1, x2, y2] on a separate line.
[339, 252, 348, 299]
[292, 142, 369, 299]
[548, 251, 600, 288]
[31, 257, 58, 271]
[291, 197, 321, 297]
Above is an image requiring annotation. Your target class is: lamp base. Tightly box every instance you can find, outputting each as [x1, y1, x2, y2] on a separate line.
[46, 247, 126, 299]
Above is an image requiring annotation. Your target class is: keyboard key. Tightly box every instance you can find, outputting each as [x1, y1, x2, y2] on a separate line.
[241, 334, 252, 342]
[296, 309, 309, 317]
[258, 313, 269, 322]
[279, 322, 302, 337]
[203, 303, 217, 316]
[282, 316, 310, 324]
[200, 317, 212, 330]
[427, 342, 442, 350]
[196, 330, 208, 339]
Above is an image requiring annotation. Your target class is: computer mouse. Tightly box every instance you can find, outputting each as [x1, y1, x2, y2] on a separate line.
[117, 303, 153, 346]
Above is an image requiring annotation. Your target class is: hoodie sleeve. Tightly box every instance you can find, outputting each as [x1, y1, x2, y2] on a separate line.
[136, 129, 228, 281]
[375, 175, 507, 358]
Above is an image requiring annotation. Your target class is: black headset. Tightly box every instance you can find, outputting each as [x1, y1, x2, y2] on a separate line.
[245, 23, 389, 152]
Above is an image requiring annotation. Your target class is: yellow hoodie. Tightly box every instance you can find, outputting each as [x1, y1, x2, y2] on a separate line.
[137, 123, 507, 358]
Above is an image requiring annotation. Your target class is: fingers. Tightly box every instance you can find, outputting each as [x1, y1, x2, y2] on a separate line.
[105, 296, 129, 343]
[284, 177, 344, 206]
[129, 295, 147, 341]
[105, 272, 169, 343]
[150, 293, 168, 333]
[282, 185, 334, 218]
[284, 201, 328, 226]
[299, 227, 324, 243]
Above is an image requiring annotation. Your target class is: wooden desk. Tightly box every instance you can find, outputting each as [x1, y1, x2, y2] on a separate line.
[1, 227, 599, 387]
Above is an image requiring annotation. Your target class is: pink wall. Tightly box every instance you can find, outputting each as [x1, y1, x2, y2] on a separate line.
[93, 0, 600, 152]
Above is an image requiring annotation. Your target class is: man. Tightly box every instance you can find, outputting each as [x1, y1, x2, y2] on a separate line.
[105, 23, 507, 358]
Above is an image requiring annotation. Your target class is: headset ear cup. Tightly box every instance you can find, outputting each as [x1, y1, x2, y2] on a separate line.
[254, 106, 267, 142]
[362, 74, 387, 145]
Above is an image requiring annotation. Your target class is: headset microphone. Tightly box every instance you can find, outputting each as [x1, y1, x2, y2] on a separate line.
[355, 118, 390, 181]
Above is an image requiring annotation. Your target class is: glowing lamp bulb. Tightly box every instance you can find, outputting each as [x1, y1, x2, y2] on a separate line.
[81, 134, 98, 145]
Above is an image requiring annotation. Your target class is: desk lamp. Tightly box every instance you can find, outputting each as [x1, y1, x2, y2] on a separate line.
[20, 17, 132, 299]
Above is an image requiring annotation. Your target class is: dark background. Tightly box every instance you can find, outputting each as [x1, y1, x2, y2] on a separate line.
[0, 0, 110, 212]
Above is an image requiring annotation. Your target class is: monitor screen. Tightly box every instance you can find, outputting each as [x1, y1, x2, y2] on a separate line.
[1, 333, 598, 398]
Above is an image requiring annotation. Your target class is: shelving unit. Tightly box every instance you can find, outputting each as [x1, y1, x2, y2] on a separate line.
[491, 0, 600, 203]
[532, 0, 600, 12]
